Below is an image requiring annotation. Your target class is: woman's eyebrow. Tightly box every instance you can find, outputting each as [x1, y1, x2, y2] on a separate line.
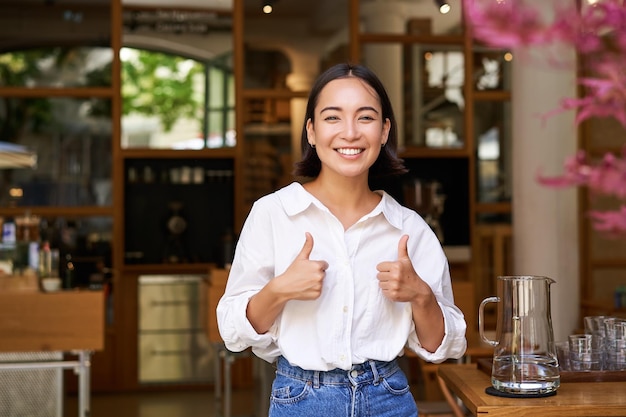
[320, 106, 380, 113]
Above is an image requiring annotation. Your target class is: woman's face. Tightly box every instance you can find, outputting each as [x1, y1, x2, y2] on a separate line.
[306, 77, 390, 181]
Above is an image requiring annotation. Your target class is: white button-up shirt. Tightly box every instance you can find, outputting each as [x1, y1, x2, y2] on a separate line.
[217, 182, 467, 371]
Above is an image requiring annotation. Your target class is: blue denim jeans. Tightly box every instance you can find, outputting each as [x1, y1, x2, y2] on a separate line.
[269, 356, 418, 417]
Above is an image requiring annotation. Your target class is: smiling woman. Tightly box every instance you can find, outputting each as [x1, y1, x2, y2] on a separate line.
[217, 63, 467, 417]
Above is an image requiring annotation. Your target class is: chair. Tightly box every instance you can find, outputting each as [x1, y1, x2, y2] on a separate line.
[415, 358, 466, 417]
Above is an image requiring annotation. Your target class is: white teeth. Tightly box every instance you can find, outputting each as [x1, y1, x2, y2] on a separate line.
[337, 148, 363, 155]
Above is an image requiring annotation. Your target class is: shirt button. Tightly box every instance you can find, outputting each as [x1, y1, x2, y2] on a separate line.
[343, 306, 348, 313]
[350, 370, 358, 378]
[339, 355, 346, 361]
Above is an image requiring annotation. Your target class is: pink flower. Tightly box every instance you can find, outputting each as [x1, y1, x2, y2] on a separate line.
[463, 0, 549, 48]
[465, 0, 626, 127]
[537, 148, 626, 199]
[465, 0, 626, 237]
[588, 206, 626, 235]
[572, 58, 626, 127]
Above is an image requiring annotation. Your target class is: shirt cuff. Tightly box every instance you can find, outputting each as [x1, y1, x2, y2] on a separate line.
[218, 293, 277, 353]
[406, 300, 467, 363]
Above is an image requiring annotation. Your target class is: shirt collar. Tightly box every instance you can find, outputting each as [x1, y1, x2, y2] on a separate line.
[278, 182, 404, 230]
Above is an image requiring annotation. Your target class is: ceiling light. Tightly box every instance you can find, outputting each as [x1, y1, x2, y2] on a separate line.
[435, 0, 451, 14]
[262, 1, 274, 14]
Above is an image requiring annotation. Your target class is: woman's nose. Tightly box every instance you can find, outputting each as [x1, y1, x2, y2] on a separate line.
[342, 120, 359, 140]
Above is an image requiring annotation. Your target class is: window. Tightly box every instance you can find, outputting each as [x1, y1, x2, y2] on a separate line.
[120, 48, 234, 150]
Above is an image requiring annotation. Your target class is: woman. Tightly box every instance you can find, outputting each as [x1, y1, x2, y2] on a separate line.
[217, 63, 466, 417]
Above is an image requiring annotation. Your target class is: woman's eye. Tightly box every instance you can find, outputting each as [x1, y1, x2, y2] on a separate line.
[324, 115, 340, 121]
[359, 115, 375, 121]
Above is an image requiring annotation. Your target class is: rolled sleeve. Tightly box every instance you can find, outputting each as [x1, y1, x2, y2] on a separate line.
[216, 291, 277, 353]
[406, 301, 467, 363]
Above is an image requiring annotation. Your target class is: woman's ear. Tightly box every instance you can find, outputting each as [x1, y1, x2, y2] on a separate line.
[381, 118, 391, 146]
[306, 118, 315, 147]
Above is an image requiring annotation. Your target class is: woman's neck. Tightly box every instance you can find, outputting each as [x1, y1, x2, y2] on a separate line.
[303, 174, 381, 230]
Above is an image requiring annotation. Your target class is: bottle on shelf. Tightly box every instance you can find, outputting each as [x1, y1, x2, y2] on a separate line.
[2, 216, 16, 245]
[64, 253, 75, 289]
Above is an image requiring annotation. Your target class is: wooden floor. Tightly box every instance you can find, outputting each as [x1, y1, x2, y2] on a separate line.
[64, 386, 435, 417]
[63, 388, 260, 417]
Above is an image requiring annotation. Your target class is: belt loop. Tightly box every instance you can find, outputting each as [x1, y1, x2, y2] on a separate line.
[313, 370, 320, 389]
[369, 360, 380, 385]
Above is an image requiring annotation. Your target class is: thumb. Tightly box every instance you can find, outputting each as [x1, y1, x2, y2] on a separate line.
[397, 234, 410, 260]
[297, 232, 314, 260]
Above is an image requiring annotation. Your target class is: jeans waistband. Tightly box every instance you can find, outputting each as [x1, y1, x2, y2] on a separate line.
[275, 356, 399, 388]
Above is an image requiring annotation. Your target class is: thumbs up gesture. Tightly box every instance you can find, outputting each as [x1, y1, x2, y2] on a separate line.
[274, 232, 329, 301]
[376, 234, 430, 303]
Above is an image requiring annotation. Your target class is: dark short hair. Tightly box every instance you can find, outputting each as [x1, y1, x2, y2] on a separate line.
[293, 63, 407, 179]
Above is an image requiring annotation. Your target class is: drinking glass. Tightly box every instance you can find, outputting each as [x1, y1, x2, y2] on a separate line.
[605, 339, 626, 371]
[569, 334, 604, 371]
[584, 316, 608, 337]
[603, 317, 626, 341]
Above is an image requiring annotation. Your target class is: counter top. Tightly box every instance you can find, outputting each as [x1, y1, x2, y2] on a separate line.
[438, 363, 626, 416]
[0, 289, 104, 352]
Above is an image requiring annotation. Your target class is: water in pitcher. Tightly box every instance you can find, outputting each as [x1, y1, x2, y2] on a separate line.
[480, 276, 561, 395]
[492, 354, 560, 394]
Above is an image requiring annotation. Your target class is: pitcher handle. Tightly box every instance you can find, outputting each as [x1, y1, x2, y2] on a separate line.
[479, 296, 499, 347]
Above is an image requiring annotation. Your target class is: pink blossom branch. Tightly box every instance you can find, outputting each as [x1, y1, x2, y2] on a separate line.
[464, 0, 626, 236]
[464, 0, 626, 127]
[588, 206, 626, 235]
[537, 147, 626, 199]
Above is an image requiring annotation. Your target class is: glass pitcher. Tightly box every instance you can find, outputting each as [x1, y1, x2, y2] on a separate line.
[479, 275, 560, 395]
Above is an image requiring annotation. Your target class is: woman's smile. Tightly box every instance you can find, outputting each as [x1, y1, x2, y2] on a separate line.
[336, 147, 364, 156]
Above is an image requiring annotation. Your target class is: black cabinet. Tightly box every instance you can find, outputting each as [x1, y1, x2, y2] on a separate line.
[371, 157, 470, 246]
[124, 158, 234, 265]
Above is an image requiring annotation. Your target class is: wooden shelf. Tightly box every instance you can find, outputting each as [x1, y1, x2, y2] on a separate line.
[120, 148, 237, 159]
[475, 201, 512, 214]
[0, 206, 114, 217]
[473, 90, 511, 101]
[0, 86, 114, 98]
[242, 88, 308, 99]
[121, 263, 214, 275]
[399, 146, 470, 158]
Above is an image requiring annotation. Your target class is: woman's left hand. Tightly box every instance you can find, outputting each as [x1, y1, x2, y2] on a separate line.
[376, 234, 445, 352]
[375, 234, 432, 303]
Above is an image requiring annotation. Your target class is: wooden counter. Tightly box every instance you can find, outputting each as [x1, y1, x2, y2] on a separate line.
[0, 289, 104, 353]
[438, 363, 626, 416]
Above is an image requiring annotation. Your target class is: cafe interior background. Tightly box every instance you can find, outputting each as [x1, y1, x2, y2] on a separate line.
[0, 0, 625, 414]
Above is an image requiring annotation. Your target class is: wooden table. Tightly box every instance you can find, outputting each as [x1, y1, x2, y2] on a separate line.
[0, 289, 104, 417]
[438, 363, 626, 416]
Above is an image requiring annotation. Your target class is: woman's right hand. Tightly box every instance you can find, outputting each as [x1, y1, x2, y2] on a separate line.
[271, 232, 328, 301]
[246, 232, 328, 334]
